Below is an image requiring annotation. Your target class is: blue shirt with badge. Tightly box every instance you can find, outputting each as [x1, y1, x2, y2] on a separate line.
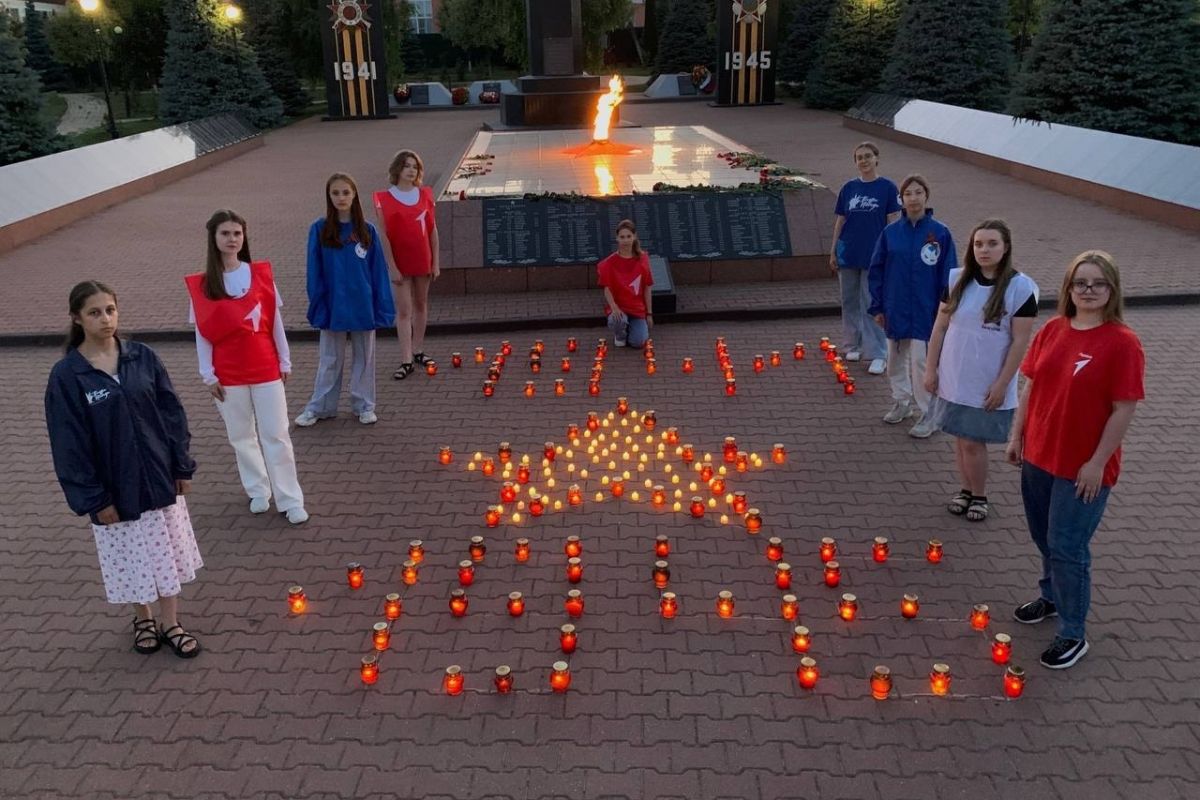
[306, 220, 396, 332]
[834, 177, 902, 269]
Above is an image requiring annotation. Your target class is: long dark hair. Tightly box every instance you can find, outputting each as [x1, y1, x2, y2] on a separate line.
[321, 173, 372, 249]
[615, 219, 642, 256]
[946, 219, 1017, 325]
[65, 280, 117, 352]
[203, 210, 251, 300]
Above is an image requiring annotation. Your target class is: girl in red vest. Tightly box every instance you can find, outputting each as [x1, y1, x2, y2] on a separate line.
[185, 210, 308, 524]
[373, 149, 440, 380]
[597, 219, 654, 348]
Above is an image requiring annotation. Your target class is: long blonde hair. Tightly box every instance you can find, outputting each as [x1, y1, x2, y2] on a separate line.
[1057, 250, 1124, 322]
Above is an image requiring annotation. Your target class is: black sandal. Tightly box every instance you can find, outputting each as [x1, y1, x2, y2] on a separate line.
[159, 624, 201, 659]
[947, 489, 972, 516]
[132, 617, 161, 654]
[966, 497, 990, 522]
[412, 352, 431, 366]
[393, 362, 415, 380]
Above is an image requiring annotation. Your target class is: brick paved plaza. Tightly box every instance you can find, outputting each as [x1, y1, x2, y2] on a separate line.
[1, 101, 1198, 799]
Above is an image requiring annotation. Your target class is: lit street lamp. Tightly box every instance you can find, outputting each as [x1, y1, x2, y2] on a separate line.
[78, 0, 120, 140]
[223, 4, 244, 80]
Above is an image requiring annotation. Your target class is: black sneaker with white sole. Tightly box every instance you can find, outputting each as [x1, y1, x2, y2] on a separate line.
[1013, 597, 1058, 624]
[1040, 636, 1089, 669]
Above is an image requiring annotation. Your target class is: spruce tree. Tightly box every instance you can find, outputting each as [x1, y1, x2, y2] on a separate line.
[654, 0, 715, 75]
[776, 0, 835, 95]
[1009, 0, 1200, 144]
[159, 0, 283, 129]
[881, 0, 1013, 111]
[0, 25, 61, 165]
[803, 0, 900, 109]
[23, 0, 70, 91]
[244, 0, 308, 114]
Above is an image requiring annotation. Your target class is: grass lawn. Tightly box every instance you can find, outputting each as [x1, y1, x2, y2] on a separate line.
[39, 92, 68, 129]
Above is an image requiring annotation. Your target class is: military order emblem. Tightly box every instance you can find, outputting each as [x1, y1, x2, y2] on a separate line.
[320, 0, 389, 118]
[717, 0, 779, 106]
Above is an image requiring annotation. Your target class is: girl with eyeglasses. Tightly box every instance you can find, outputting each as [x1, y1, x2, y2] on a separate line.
[1005, 251, 1145, 670]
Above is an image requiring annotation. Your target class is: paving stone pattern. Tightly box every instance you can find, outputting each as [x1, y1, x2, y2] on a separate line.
[2, 310, 1199, 799]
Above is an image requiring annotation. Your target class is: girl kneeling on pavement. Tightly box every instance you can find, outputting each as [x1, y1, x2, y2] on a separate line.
[295, 172, 395, 427]
[924, 219, 1039, 521]
[46, 281, 204, 657]
[598, 219, 654, 348]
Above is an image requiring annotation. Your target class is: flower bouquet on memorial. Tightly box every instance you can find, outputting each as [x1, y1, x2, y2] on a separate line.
[452, 87, 469, 105]
[393, 84, 411, 103]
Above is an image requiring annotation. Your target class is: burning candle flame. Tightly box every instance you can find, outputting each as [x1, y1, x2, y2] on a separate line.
[593, 75, 624, 142]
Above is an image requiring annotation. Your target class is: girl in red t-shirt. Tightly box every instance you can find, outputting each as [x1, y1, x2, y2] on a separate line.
[1006, 250, 1144, 670]
[373, 149, 439, 379]
[597, 219, 653, 348]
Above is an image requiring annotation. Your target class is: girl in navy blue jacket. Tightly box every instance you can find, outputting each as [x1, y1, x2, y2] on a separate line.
[45, 281, 203, 658]
[868, 174, 957, 439]
[295, 173, 396, 427]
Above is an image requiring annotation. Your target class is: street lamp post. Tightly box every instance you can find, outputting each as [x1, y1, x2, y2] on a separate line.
[79, 0, 119, 140]
[223, 4, 244, 80]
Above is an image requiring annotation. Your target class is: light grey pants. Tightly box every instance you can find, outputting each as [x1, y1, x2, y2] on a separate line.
[303, 330, 376, 416]
[838, 268, 887, 360]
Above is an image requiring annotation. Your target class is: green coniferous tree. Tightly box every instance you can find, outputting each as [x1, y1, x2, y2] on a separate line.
[0, 25, 61, 165]
[23, 0, 70, 90]
[654, 0, 715, 75]
[244, 0, 308, 114]
[881, 0, 1013, 111]
[776, 0, 835, 95]
[1009, 0, 1200, 144]
[803, 0, 900, 109]
[159, 0, 283, 128]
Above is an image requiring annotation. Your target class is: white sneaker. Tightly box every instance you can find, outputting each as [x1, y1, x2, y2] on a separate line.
[285, 507, 310, 525]
[882, 401, 913, 424]
[868, 358, 886, 375]
[295, 411, 319, 427]
[614, 337, 627, 347]
[844, 350, 862, 362]
[359, 411, 378, 425]
[250, 497, 270, 514]
[909, 415, 938, 439]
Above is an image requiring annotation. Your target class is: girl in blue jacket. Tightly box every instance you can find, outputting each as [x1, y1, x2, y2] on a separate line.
[295, 173, 396, 427]
[45, 282, 203, 658]
[868, 174, 957, 438]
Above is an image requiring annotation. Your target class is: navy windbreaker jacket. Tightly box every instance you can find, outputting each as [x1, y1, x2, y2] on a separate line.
[45, 340, 196, 524]
[867, 209, 957, 342]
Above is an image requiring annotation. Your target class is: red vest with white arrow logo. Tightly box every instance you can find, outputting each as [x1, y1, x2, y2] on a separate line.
[184, 261, 281, 387]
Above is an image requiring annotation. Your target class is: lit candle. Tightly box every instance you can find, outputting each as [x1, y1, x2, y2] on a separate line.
[838, 593, 858, 621]
[384, 592, 402, 620]
[766, 537, 783, 562]
[699, 463, 714, 482]
[930, 663, 951, 696]
[665, 427, 679, 446]
[689, 496, 705, 518]
[797, 657, 819, 690]
[516, 465, 530, 484]
[408, 540, 425, 564]
[652, 560, 670, 589]
[532, 339, 544, 355]
[372, 621, 390, 651]
[588, 380, 601, 397]
[870, 666, 892, 701]
[550, 661, 571, 693]
[641, 410, 657, 431]
[458, 560, 475, 587]
[825, 344, 837, 363]
[781, 594, 799, 621]
[501, 340, 512, 356]
[926, 539, 944, 564]
[560, 623, 578, 653]
[770, 351, 782, 367]
[819, 537, 837, 563]
[494, 665, 513, 694]
[872, 536, 889, 563]
[444, 664, 464, 695]
[402, 559, 418, 585]
[900, 593, 919, 619]
[716, 590, 735, 618]
[659, 591, 678, 619]
[438, 446, 452, 465]
[823, 561, 841, 588]
[566, 557, 583, 584]
[771, 444, 786, 465]
[360, 654, 379, 685]
[832, 356, 844, 375]
[567, 484, 583, 506]
[744, 509, 763, 534]
[1003, 665, 1025, 699]
[682, 357, 694, 374]
[643, 339, 654, 357]
[680, 444, 695, 464]
[551, 379, 565, 397]
[791, 625, 811, 653]
[481, 458, 495, 477]
[485, 505, 502, 528]
[566, 423, 580, 439]
[709, 476, 726, 496]
[564, 589, 584, 617]
[499, 482, 517, 503]
[970, 604, 991, 630]
[646, 358, 657, 376]
[498, 442, 512, 463]
[425, 360, 438, 376]
[735, 451, 749, 473]
[567, 336, 578, 353]
[753, 354, 765, 373]
[586, 412, 600, 432]
[474, 346, 486, 363]
[652, 485, 667, 508]
[730, 491, 748, 514]
[616, 396, 629, 415]
[654, 534, 670, 557]
[469, 535, 486, 562]
[287, 585, 307, 614]
[819, 337, 830, 352]
[347, 562, 364, 590]
[529, 496, 545, 516]
[564, 535, 582, 558]
[992, 633, 1012, 665]
[488, 365, 501, 382]
[524, 381, 535, 397]
[611, 478, 625, 498]
[722, 437, 738, 463]
[775, 562, 792, 590]
[451, 352, 462, 368]
[793, 342, 805, 360]
[449, 589, 468, 617]
[507, 591, 525, 617]
[844, 377, 856, 395]
[725, 378, 737, 396]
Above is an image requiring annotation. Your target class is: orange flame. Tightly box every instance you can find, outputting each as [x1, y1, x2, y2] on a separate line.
[592, 75, 624, 142]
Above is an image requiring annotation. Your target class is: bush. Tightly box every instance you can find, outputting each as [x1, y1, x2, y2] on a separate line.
[803, 0, 900, 110]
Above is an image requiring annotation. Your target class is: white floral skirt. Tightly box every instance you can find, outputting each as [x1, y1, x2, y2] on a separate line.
[91, 497, 204, 604]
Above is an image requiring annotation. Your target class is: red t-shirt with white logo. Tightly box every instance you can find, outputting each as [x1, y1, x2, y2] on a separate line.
[1019, 316, 1145, 486]
[597, 252, 653, 317]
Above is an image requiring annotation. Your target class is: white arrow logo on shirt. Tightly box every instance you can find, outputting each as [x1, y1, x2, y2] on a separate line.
[244, 302, 263, 332]
[416, 210, 427, 235]
[1073, 353, 1093, 376]
[630, 276, 642, 295]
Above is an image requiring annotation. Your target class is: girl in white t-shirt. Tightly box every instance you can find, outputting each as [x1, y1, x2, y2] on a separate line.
[924, 220, 1038, 521]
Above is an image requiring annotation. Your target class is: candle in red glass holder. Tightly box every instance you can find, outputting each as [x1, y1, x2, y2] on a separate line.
[372, 621, 390, 651]
[699, 463, 714, 482]
[716, 590, 735, 618]
[720, 437, 736, 462]
[560, 623, 578, 653]
[772, 443, 786, 464]
[360, 654, 379, 685]
[824, 345, 837, 363]
[709, 476, 726, 496]
[872, 536, 889, 563]
[766, 537, 783, 562]
[524, 381, 536, 398]
[494, 665, 513, 694]
[384, 593, 402, 620]
[485, 505, 502, 528]
[481, 458, 495, 477]
[501, 340, 513, 356]
[643, 340, 654, 358]
[660, 591, 678, 619]
[529, 496, 545, 517]
[844, 377, 856, 395]
[498, 442, 512, 463]
[930, 663, 951, 696]
[451, 352, 462, 368]
[507, 591, 526, 617]
[836, 369, 849, 385]
[402, 559, 418, 585]
[469, 536, 487, 562]
[586, 412, 600, 431]
[564, 589, 584, 617]
[564, 535, 582, 558]
[488, 364, 501, 381]
[725, 378, 737, 396]
[532, 339, 544, 355]
[529, 358, 542, 375]
[541, 441, 555, 462]
[992, 633, 1012, 665]
[642, 410, 657, 431]
[870, 666, 892, 701]
[347, 562, 364, 589]
[682, 357, 694, 374]
[781, 594, 799, 621]
[745, 509, 763, 534]
[287, 585, 307, 614]
[611, 478, 625, 498]
[832, 356, 845, 375]
[567, 484, 583, 506]
[437, 446, 452, 466]
[616, 396, 629, 415]
[588, 380, 601, 397]
[819, 537, 837, 563]
[735, 452, 749, 473]
[425, 360, 438, 376]
[680, 444, 695, 464]
[819, 337, 830, 352]
[449, 589, 469, 617]
[408, 540, 425, 564]
[646, 358, 657, 376]
[774, 562, 792, 590]
[654, 534, 670, 558]
[566, 557, 583, 583]
[652, 485, 667, 508]
[1003, 665, 1025, 698]
[729, 491, 748, 514]
[900, 593, 919, 619]
[791, 625, 811, 653]
[500, 482, 517, 503]
[823, 561, 841, 588]
[566, 422, 580, 439]
[793, 342, 806, 360]
[458, 560, 476, 587]
[510, 539, 530, 564]
[596, 337, 608, 355]
[516, 465, 531, 484]
[444, 665, 464, 695]
[475, 347, 486, 363]
[753, 354, 765, 373]
[926, 539, 944, 564]
[567, 336, 578, 353]
[838, 593, 858, 621]
[970, 604, 991, 630]
[553, 379, 565, 396]
[652, 560, 670, 589]
[797, 657, 819, 690]
[550, 661, 571, 693]
[770, 351, 782, 367]
[689, 496, 705, 518]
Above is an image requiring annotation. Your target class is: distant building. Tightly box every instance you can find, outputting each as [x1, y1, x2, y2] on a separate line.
[2, 0, 66, 21]
[408, 0, 441, 34]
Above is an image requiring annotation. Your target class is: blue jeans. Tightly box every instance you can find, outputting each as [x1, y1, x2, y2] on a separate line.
[838, 267, 887, 360]
[607, 313, 649, 347]
[1021, 462, 1111, 640]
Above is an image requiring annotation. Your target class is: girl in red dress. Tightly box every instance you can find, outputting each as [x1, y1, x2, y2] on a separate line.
[373, 150, 440, 379]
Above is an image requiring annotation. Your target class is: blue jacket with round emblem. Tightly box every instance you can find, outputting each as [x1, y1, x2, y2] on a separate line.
[867, 209, 957, 342]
